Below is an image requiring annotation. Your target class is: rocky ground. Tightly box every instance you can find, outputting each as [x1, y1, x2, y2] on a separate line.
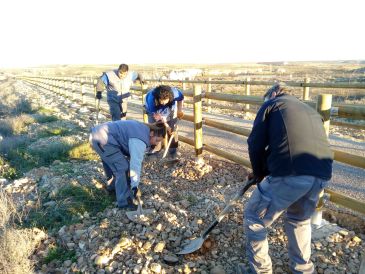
[0, 79, 364, 273]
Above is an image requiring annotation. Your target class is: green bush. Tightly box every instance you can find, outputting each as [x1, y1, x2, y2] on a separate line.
[12, 98, 33, 115]
[25, 185, 113, 231]
[37, 127, 72, 138]
[33, 114, 58, 124]
[68, 142, 99, 161]
[0, 115, 35, 137]
[44, 245, 76, 264]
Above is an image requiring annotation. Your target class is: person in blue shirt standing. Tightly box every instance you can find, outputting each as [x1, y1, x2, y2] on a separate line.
[89, 120, 163, 209]
[96, 64, 144, 121]
[144, 85, 184, 159]
[237, 83, 333, 274]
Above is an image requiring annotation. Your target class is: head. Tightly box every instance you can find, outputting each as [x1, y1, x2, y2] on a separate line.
[263, 82, 288, 102]
[155, 85, 174, 106]
[117, 64, 129, 79]
[148, 122, 166, 145]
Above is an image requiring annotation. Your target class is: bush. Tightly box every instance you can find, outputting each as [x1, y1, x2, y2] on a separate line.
[12, 98, 33, 115]
[44, 245, 76, 264]
[33, 114, 58, 124]
[0, 115, 35, 137]
[27, 139, 75, 166]
[68, 142, 99, 161]
[0, 189, 45, 274]
[25, 185, 113, 231]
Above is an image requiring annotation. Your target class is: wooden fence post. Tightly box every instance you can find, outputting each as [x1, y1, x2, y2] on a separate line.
[142, 84, 149, 123]
[312, 94, 332, 228]
[245, 77, 251, 110]
[71, 79, 76, 100]
[81, 79, 86, 105]
[193, 84, 203, 162]
[207, 77, 212, 113]
[303, 77, 310, 101]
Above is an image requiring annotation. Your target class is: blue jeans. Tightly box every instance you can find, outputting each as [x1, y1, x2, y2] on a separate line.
[107, 99, 127, 121]
[244, 175, 328, 274]
[91, 141, 131, 207]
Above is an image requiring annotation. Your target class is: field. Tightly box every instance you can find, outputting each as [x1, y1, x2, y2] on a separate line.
[0, 62, 364, 273]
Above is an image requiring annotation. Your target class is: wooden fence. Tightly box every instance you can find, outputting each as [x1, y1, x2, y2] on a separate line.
[20, 76, 365, 215]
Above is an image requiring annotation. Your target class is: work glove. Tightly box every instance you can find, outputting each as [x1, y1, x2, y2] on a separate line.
[247, 172, 265, 184]
[177, 111, 184, 119]
[96, 91, 102, 100]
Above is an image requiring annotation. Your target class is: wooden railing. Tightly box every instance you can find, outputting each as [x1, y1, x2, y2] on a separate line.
[19, 76, 365, 215]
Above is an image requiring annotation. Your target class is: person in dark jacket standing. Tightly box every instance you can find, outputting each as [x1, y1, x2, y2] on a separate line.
[237, 83, 333, 274]
[96, 64, 144, 121]
[89, 120, 163, 209]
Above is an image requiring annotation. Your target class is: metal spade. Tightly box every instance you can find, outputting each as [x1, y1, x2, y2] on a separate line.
[176, 178, 256, 255]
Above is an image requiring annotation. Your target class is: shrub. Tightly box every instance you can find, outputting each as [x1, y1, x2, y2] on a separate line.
[0, 189, 44, 274]
[11, 98, 33, 115]
[68, 142, 99, 161]
[25, 185, 113, 231]
[0, 115, 35, 137]
[44, 245, 76, 264]
[33, 114, 58, 124]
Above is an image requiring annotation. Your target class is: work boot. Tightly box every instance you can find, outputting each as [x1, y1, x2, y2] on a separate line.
[168, 148, 178, 160]
[118, 197, 138, 210]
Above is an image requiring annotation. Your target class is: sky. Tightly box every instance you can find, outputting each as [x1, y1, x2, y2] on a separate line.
[0, 0, 364, 68]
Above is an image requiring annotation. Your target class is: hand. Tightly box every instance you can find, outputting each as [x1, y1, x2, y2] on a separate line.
[247, 172, 264, 184]
[96, 91, 102, 100]
[177, 111, 184, 119]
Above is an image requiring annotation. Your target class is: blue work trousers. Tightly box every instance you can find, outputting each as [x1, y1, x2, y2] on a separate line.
[244, 175, 328, 274]
[91, 141, 131, 207]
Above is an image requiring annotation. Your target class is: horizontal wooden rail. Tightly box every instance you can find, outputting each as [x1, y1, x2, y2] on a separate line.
[333, 150, 365, 169]
[144, 78, 365, 89]
[325, 189, 365, 214]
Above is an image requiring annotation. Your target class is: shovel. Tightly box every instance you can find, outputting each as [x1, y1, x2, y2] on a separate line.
[176, 178, 257, 255]
[95, 98, 101, 125]
[161, 119, 179, 164]
[126, 188, 155, 223]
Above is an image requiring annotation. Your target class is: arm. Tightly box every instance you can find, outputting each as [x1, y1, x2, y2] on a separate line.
[128, 138, 147, 189]
[136, 72, 144, 84]
[247, 103, 270, 177]
[95, 73, 108, 99]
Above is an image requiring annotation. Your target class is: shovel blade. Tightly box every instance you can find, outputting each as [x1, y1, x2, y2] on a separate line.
[176, 237, 205, 255]
[125, 208, 156, 223]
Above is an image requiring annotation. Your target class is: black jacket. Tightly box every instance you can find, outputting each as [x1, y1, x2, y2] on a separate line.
[247, 94, 333, 180]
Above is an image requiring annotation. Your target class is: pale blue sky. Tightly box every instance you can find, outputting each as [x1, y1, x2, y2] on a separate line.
[0, 0, 364, 67]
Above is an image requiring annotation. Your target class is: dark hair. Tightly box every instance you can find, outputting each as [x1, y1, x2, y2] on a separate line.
[118, 64, 129, 72]
[150, 122, 166, 137]
[155, 85, 174, 105]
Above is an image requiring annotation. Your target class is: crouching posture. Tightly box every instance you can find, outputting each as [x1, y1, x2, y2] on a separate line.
[239, 83, 333, 274]
[89, 120, 163, 209]
[144, 85, 184, 158]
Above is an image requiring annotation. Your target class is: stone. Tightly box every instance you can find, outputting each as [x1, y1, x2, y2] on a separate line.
[154, 242, 165, 253]
[150, 263, 162, 273]
[163, 254, 179, 264]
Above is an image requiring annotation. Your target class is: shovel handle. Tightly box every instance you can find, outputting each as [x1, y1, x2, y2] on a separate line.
[96, 99, 101, 125]
[201, 178, 256, 239]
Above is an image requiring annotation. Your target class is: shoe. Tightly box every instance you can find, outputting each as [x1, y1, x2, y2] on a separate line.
[236, 263, 254, 274]
[118, 203, 138, 211]
[118, 197, 138, 210]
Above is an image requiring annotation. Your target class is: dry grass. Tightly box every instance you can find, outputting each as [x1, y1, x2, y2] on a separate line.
[0, 114, 35, 137]
[0, 189, 46, 274]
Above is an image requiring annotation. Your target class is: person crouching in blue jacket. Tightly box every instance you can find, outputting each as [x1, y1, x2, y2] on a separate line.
[89, 120, 163, 209]
[144, 85, 184, 159]
[237, 83, 333, 274]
